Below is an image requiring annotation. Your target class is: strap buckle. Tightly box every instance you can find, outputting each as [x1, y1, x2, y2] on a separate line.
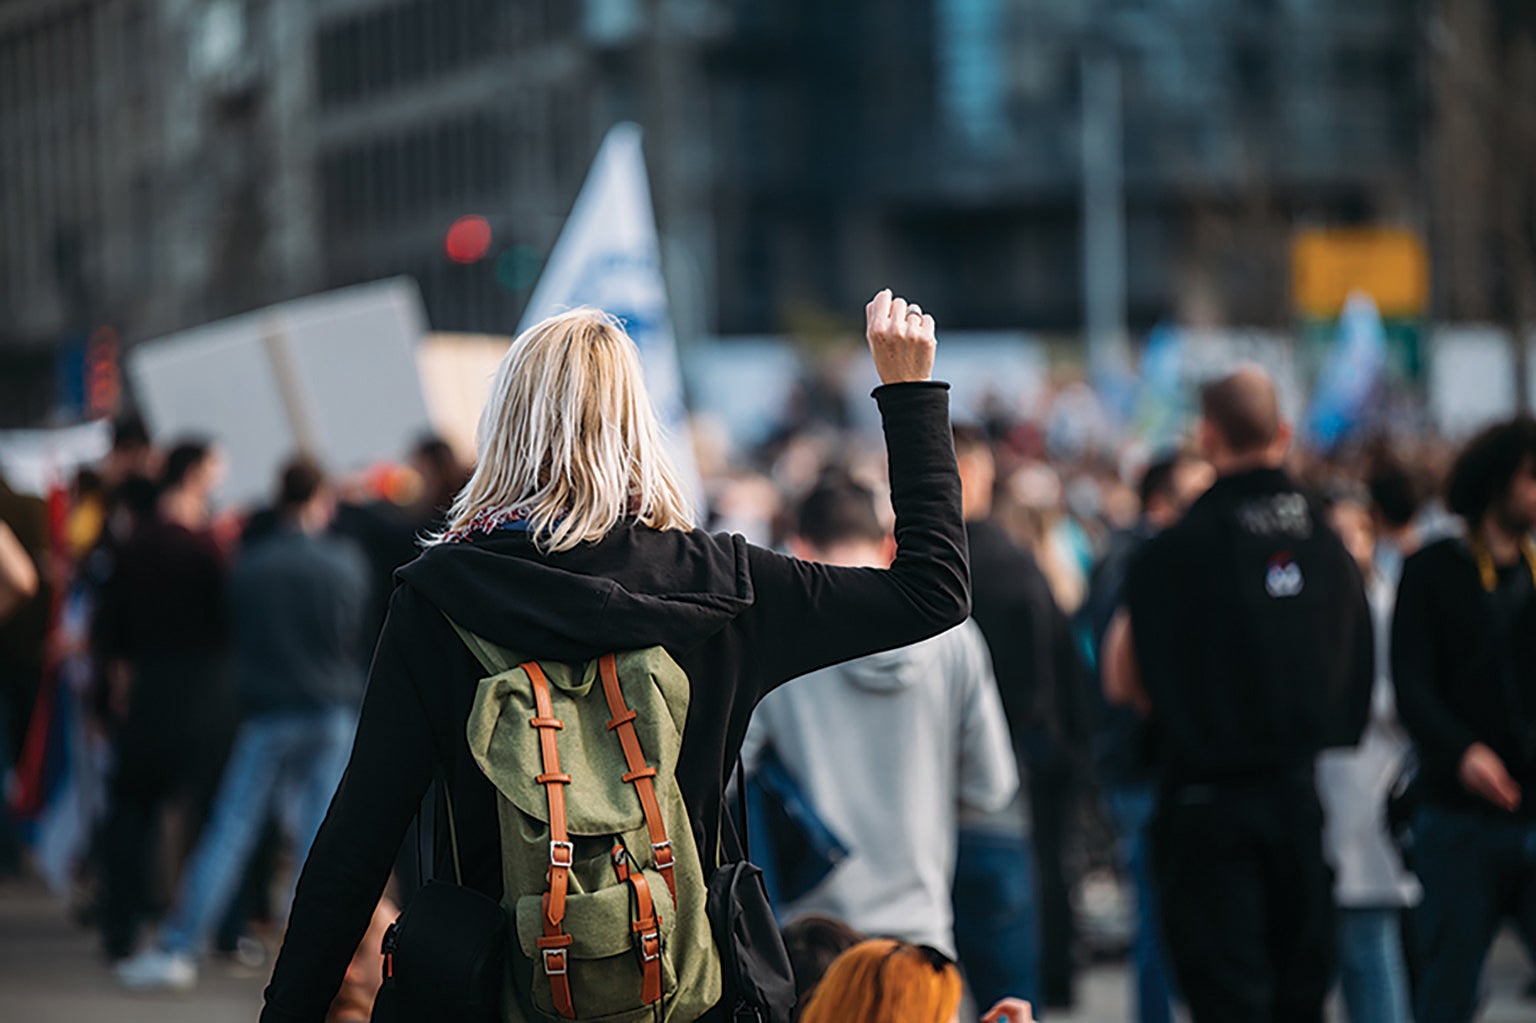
[550, 840, 575, 868]
[651, 840, 674, 867]
[542, 948, 569, 977]
[639, 928, 662, 963]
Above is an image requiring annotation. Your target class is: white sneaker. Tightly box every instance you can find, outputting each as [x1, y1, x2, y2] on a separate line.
[114, 948, 198, 991]
[230, 935, 267, 970]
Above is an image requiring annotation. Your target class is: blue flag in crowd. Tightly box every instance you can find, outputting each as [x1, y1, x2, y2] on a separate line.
[1307, 291, 1387, 450]
[1132, 322, 1186, 448]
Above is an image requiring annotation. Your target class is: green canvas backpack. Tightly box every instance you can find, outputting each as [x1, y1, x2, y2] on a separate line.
[450, 620, 723, 1023]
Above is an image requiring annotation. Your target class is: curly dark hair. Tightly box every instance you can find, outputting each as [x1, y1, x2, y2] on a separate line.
[1445, 416, 1536, 525]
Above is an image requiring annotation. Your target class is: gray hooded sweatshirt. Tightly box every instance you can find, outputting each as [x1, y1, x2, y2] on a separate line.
[741, 619, 1018, 955]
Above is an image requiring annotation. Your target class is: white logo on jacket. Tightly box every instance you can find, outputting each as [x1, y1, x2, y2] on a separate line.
[1265, 554, 1304, 598]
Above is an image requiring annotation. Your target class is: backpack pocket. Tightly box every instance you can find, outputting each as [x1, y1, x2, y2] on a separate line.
[515, 865, 678, 1023]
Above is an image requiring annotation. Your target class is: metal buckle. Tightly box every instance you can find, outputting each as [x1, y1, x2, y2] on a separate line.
[612, 846, 629, 867]
[550, 840, 574, 868]
[542, 948, 568, 976]
[651, 840, 674, 864]
[639, 930, 662, 963]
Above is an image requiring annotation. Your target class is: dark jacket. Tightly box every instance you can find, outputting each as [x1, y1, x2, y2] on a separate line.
[96, 516, 227, 660]
[261, 382, 970, 1023]
[1125, 468, 1373, 786]
[230, 526, 370, 716]
[1392, 536, 1536, 817]
[965, 518, 1090, 778]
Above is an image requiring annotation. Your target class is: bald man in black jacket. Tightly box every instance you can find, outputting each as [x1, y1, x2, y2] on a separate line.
[1105, 368, 1373, 1023]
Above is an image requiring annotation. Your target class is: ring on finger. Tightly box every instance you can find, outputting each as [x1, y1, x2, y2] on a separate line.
[907, 306, 924, 318]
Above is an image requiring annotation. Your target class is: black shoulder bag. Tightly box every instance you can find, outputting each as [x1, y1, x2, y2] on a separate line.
[705, 759, 797, 1023]
[371, 778, 508, 1023]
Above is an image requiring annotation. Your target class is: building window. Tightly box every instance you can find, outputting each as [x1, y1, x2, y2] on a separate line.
[316, 0, 505, 111]
[319, 112, 509, 232]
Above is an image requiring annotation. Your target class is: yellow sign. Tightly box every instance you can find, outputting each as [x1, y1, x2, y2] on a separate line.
[1292, 228, 1428, 319]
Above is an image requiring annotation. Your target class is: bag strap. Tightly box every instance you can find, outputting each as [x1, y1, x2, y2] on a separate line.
[524, 659, 577, 1019]
[736, 757, 750, 858]
[441, 776, 464, 886]
[611, 844, 664, 1007]
[412, 772, 465, 889]
[715, 756, 751, 870]
[1467, 533, 1536, 592]
[597, 653, 678, 901]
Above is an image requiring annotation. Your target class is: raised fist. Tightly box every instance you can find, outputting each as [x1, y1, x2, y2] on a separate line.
[864, 288, 936, 385]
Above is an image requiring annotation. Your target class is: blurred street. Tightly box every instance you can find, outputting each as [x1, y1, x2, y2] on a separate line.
[4, 871, 1536, 1022]
[0, 876, 272, 1023]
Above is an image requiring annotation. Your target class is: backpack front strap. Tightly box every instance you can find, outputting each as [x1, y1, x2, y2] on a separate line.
[612, 845, 664, 1007]
[598, 653, 678, 902]
[524, 661, 577, 1019]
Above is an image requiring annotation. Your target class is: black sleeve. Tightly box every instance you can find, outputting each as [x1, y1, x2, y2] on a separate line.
[1020, 562, 1060, 740]
[261, 591, 439, 1023]
[1392, 551, 1477, 774]
[1122, 531, 1186, 713]
[988, 570, 1056, 748]
[739, 382, 970, 698]
[1325, 553, 1375, 748]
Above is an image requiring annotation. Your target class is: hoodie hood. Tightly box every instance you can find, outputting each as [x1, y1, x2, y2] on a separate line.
[838, 644, 924, 692]
[396, 524, 756, 662]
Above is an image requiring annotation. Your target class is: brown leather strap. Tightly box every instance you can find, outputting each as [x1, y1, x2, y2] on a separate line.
[611, 845, 663, 1006]
[598, 653, 677, 900]
[525, 661, 576, 1019]
[536, 925, 575, 1018]
[629, 868, 664, 1005]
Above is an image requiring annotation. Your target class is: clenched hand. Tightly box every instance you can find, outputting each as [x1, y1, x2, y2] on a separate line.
[865, 289, 937, 385]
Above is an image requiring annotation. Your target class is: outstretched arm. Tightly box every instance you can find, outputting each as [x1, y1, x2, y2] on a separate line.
[740, 291, 971, 695]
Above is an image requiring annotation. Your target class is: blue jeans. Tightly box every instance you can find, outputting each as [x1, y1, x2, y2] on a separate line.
[953, 829, 1040, 1011]
[1412, 804, 1536, 1023]
[1337, 907, 1411, 1023]
[159, 706, 356, 957]
[1105, 783, 1174, 1023]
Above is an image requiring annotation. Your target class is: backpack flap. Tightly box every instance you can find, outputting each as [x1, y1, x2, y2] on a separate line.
[467, 660, 653, 836]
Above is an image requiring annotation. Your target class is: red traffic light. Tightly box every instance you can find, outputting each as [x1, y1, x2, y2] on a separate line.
[445, 215, 492, 264]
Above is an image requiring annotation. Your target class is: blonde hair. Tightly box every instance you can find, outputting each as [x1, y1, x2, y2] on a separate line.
[433, 308, 694, 552]
[798, 940, 962, 1023]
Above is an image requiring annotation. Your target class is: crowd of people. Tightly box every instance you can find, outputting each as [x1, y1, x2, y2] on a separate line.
[0, 423, 471, 1014]
[0, 294, 1532, 1023]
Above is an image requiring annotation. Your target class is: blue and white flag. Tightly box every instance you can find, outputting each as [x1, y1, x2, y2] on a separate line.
[1131, 322, 1186, 448]
[519, 123, 702, 510]
[1307, 291, 1387, 449]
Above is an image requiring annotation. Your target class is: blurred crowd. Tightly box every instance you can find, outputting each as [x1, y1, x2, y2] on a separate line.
[0, 355, 1520, 1022]
[0, 419, 471, 1017]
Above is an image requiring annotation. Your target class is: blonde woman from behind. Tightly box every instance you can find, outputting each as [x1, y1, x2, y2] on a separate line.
[261, 292, 973, 1023]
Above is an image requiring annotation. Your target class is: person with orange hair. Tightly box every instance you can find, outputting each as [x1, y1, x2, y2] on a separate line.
[798, 939, 1034, 1023]
[799, 940, 962, 1023]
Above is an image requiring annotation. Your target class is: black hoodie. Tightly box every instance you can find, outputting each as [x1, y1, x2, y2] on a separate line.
[261, 382, 970, 1023]
[1124, 467, 1373, 786]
